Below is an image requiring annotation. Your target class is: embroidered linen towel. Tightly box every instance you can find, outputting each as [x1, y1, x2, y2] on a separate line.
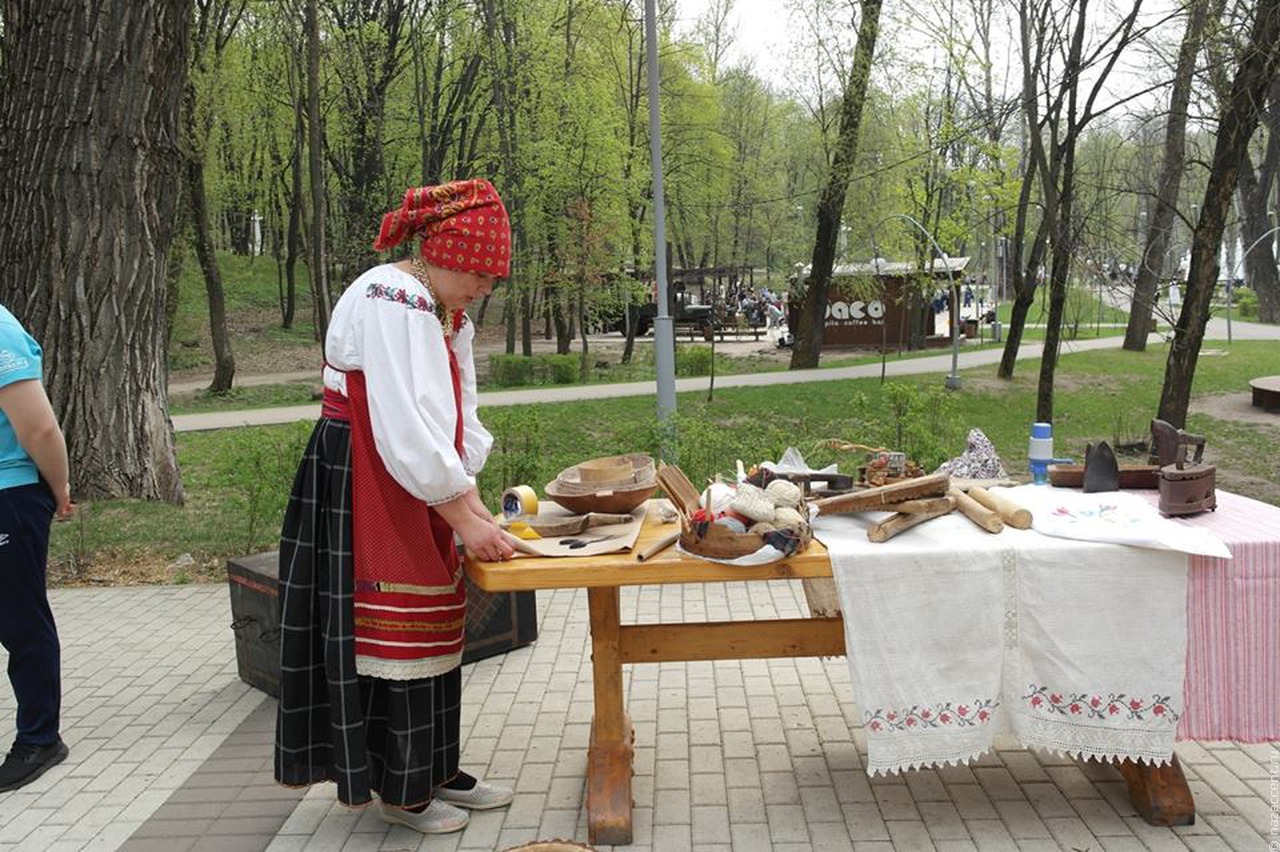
[1002, 485, 1231, 558]
[814, 509, 1189, 773]
[814, 512, 1005, 773]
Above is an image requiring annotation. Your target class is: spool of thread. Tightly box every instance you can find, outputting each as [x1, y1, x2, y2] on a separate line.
[501, 485, 539, 519]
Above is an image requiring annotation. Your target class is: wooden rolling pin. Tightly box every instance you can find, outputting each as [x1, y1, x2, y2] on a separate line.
[813, 472, 949, 515]
[947, 487, 1004, 533]
[867, 495, 956, 542]
[635, 531, 680, 562]
[966, 486, 1032, 529]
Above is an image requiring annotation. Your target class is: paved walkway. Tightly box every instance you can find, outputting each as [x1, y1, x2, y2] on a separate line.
[170, 319, 1280, 433]
[170, 334, 1128, 433]
[1, 583, 1275, 851]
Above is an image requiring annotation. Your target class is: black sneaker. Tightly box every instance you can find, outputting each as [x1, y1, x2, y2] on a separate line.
[0, 738, 69, 793]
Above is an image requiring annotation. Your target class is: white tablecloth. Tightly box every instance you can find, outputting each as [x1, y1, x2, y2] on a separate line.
[813, 503, 1189, 775]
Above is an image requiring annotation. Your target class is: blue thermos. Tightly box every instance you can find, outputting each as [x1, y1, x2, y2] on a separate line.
[1028, 421, 1073, 485]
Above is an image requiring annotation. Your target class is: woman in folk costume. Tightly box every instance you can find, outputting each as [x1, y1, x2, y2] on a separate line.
[275, 179, 517, 835]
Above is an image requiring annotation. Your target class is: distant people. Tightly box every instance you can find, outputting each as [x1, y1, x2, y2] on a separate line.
[274, 179, 516, 835]
[765, 300, 785, 329]
[0, 304, 74, 793]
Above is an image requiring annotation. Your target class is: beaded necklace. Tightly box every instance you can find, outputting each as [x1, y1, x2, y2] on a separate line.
[409, 256, 452, 340]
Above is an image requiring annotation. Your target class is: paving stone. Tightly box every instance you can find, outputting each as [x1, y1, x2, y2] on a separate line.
[963, 818, 1020, 851]
[766, 802, 810, 843]
[915, 801, 969, 841]
[886, 819, 939, 850]
[842, 802, 891, 841]
[991, 799, 1051, 839]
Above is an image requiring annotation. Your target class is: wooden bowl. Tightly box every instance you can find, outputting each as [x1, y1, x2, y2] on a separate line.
[680, 517, 812, 560]
[553, 454, 656, 495]
[543, 479, 657, 514]
[577, 457, 634, 483]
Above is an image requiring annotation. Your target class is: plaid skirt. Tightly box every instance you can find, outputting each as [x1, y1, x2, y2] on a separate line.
[274, 418, 461, 807]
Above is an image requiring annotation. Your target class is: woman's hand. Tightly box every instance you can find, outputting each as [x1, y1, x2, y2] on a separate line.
[54, 482, 75, 520]
[455, 513, 515, 563]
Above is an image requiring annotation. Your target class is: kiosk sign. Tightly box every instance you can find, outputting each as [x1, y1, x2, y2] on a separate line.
[826, 299, 886, 324]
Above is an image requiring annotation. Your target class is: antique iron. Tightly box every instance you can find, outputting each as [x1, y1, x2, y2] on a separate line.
[1082, 441, 1120, 493]
[1151, 420, 1216, 516]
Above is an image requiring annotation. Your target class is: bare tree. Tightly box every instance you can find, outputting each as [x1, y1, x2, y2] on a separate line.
[185, 0, 249, 393]
[0, 0, 190, 501]
[791, 0, 884, 369]
[1160, 1, 1280, 426]
[305, 0, 332, 340]
[998, 0, 1153, 423]
[1124, 0, 1209, 351]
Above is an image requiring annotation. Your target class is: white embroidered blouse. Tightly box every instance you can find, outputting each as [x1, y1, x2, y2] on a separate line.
[323, 263, 493, 504]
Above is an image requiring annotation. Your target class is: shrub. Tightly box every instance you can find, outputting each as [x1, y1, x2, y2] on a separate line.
[675, 345, 715, 377]
[488, 354, 536, 387]
[488, 353, 585, 387]
[1234, 287, 1258, 319]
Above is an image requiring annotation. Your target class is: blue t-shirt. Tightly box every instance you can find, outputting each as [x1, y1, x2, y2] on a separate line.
[0, 306, 44, 490]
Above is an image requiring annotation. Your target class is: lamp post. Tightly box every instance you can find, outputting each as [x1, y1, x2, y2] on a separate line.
[1225, 224, 1280, 343]
[643, 0, 675, 435]
[866, 214, 961, 388]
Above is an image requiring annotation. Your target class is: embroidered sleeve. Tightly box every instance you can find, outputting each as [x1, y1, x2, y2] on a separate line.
[453, 322, 493, 476]
[356, 276, 474, 505]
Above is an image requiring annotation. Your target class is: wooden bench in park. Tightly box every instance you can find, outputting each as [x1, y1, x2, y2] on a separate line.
[1249, 375, 1280, 412]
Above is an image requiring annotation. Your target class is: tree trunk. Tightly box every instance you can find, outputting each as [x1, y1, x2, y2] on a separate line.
[1159, 1, 1280, 427]
[1235, 143, 1280, 310]
[184, 81, 236, 393]
[283, 98, 304, 330]
[0, 0, 189, 502]
[305, 0, 331, 340]
[790, 0, 883, 369]
[1124, 0, 1207, 351]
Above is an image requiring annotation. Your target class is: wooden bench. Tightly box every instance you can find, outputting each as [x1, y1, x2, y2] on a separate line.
[1249, 375, 1280, 412]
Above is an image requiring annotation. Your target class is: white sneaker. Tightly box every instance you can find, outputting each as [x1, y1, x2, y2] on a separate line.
[433, 779, 514, 810]
[378, 799, 470, 834]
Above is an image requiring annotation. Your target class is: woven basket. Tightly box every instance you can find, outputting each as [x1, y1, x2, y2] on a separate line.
[656, 462, 811, 560]
[502, 842, 596, 852]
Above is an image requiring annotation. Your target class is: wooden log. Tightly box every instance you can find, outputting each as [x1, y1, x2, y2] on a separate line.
[948, 487, 1004, 533]
[866, 496, 955, 542]
[813, 473, 949, 515]
[966, 486, 1032, 529]
[876, 497, 956, 514]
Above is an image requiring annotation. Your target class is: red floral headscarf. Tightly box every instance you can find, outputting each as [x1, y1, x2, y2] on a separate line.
[373, 179, 511, 278]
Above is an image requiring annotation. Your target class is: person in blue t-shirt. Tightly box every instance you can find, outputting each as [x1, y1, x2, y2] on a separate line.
[0, 305, 74, 793]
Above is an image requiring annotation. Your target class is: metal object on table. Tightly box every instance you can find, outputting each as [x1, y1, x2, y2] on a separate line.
[1158, 432, 1216, 517]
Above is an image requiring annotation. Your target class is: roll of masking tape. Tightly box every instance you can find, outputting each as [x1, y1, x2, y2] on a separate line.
[501, 485, 539, 519]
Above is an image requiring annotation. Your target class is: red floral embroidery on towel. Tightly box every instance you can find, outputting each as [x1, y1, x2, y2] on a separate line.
[1023, 685, 1179, 722]
[865, 698, 999, 732]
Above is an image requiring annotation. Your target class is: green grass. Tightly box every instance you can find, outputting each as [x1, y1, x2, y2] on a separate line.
[169, 253, 319, 374]
[52, 340, 1280, 585]
[169, 382, 318, 415]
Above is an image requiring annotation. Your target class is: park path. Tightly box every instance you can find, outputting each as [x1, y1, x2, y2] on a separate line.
[169, 317, 1278, 433]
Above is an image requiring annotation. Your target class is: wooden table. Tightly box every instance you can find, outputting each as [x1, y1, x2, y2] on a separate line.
[466, 506, 1193, 844]
[1249, 375, 1280, 411]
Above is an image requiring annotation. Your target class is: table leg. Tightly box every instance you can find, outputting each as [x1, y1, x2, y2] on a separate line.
[586, 586, 633, 845]
[1117, 755, 1195, 826]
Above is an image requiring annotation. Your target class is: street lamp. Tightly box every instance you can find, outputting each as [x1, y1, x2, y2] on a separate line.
[867, 213, 962, 389]
[1225, 224, 1280, 343]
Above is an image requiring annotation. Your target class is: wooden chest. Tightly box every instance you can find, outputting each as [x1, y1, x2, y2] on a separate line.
[226, 552, 539, 697]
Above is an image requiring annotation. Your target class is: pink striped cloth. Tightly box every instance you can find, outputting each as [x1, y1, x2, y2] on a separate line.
[1141, 489, 1280, 742]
